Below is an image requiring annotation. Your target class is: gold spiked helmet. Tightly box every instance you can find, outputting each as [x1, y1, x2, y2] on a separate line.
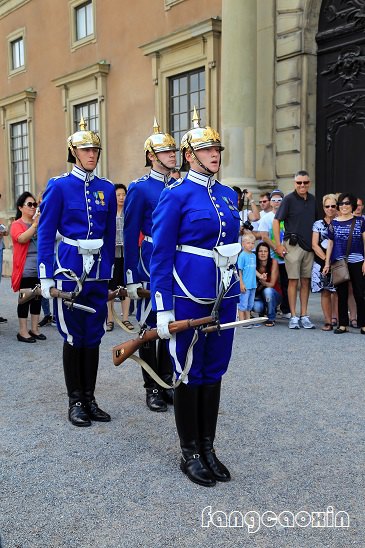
[180, 107, 224, 171]
[67, 116, 102, 163]
[144, 118, 177, 167]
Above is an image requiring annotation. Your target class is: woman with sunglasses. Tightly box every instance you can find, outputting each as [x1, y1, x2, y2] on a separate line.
[311, 194, 338, 331]
[10, 192, 46, 342]
[323, 193, 365, 334]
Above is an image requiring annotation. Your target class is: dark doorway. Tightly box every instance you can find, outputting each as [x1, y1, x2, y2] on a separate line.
[316, 0, 365, 205]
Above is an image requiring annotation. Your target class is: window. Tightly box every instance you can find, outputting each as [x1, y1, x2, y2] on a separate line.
[70, 0, 96, 49]
[11, 37, 24, 70]
[75, 1, 93, 41]
[11, 121, 29, 200]
[73, 101, 99, 173]
[169, 69, 205, 163]
[74, 101, 99, 133]
[7, 29, 26, 75]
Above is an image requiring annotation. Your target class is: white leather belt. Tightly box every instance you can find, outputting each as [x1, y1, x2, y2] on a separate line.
[176, 244, 214, 258]
[61, 236, 80, 246]
[61, 236, 103, 254]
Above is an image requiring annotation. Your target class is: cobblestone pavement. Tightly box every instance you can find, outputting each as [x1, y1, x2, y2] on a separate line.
[0, 277, 363, 548]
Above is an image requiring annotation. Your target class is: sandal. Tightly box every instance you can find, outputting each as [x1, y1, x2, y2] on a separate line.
[334, 326, 349, 334]
[106, 321, 114, 332]
[121, 320, 134, 331]
[349, 319, 358, 328]
[321, 323, 333, 331]
[331, 317, 338, 326]
[264, 320, 275, 327]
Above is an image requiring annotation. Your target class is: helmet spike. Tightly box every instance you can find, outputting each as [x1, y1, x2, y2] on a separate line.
[192, 106, 200, 129]
[153, 117, 161, 134]
[79, 116, 87, 131]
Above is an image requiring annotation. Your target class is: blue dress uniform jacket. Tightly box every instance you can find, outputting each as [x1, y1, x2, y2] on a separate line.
[150, 169, 240, 386]
[37, 165, 117, 348]
[150, 170, 241, 312]
[37, 165, 116, 281]
[123, 169, 172, 285]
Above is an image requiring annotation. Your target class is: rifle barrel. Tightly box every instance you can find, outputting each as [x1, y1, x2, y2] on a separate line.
[113, 315, 215, 366]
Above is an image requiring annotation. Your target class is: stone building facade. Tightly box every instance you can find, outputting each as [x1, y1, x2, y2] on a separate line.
[1, 0, 364, 274]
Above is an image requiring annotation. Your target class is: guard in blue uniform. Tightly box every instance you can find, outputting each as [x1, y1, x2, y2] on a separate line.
[150, 109, 241, 486]
[37, 118, 116, 427]
[124, 119, 177, 412]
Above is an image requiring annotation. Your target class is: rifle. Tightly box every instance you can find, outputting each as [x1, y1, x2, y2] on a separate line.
[18, 285, 96, 313]
[19, 284, 151, 306]
[112, 316, 215, 367]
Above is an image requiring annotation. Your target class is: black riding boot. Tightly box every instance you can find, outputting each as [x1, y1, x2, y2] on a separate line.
[63, 342, 91, 427]
[174, 383, 216, 487]
[140, 341, 167, 412]
[199, 381, 231, 482]
[82, 346, 111, 422]
[157, 339, 174, 405]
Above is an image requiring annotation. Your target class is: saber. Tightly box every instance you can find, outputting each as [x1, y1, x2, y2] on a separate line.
[63, 301, 96, 314]
[202, 316, 268, 333]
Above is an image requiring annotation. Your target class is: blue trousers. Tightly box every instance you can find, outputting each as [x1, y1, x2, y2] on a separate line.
[54, 280, 108, 348]
[168, 297, 238, 386]
[253, 287, 282, 321]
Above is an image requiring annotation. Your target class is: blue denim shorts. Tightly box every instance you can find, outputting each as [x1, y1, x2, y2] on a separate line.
[238, 288, 256, 311]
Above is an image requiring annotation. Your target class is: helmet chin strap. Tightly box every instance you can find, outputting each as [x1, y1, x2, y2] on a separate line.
[150, 148, 176, 173]
[187, 143, 214, 176]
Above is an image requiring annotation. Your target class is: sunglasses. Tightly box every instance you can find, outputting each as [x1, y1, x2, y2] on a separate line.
[338, 201, 351, 206]
[271, 198, 282, 203]
[324, 204, 337, 209]
[295, 181, 310, 186]
[24, 201, 37, 208]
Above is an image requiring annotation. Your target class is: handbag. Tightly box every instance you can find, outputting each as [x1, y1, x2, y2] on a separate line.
[331, 218, 356, 286]
[331, 259, 350, 286]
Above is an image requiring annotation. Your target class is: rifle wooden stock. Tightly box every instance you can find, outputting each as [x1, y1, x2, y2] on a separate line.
[112, 315, 215, 367]
[108, 286, 150, 301]
[18, 286, 78, 304]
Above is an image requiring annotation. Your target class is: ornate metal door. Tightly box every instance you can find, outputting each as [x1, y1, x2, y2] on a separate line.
[316, 0, 365, 201]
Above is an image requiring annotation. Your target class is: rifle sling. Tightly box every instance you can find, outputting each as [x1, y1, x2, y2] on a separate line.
[119, 329, 199, 389]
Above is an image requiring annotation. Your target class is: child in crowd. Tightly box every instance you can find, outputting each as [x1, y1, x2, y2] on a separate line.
[237, 232, 257, 327]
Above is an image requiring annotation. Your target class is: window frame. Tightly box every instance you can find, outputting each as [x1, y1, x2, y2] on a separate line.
[69, 0, 96, 51]
[53, 62, 110, 176]
[0, 90, 36, 212]
[140, 18, 221, 142]
[164, 0, 185, 10]
[7, 28, 26, 76]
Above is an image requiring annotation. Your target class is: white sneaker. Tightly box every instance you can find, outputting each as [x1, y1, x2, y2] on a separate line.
[300, 315, 315, 329]
[289, 316, 300, 329]
[282, 313, 291, 319]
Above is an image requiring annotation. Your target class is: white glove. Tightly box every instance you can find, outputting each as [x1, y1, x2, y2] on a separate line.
[40, 278, 55, 299]
[126, 283, 143, 300]
[157, 310, 175, 339]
